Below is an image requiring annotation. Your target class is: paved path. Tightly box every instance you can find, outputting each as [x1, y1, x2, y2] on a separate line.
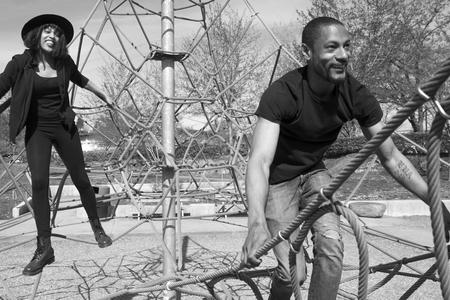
[0, 212, 446, 299]
[0, 208, 439, 245]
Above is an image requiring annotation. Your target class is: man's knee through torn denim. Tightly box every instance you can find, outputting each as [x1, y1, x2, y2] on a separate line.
[265, 169, 344, 300]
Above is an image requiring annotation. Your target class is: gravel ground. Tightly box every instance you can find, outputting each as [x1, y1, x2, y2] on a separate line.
[0, 216, 446, 300]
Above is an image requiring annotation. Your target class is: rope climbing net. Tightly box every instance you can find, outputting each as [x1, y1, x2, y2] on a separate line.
[1, 0, 450, 299]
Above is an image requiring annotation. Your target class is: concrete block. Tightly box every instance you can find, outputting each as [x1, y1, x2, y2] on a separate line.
[114, 204, 139, 217]
[346, 199, 450, 217]
[349, 202, 386, 218]
[12, 197, 32, 218]
[76, 185, 113, 219]
[184, 203, 215, 216]
[112, 204, 163, 218]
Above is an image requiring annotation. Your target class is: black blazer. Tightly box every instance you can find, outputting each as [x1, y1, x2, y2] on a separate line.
[0, 49, 88, 142]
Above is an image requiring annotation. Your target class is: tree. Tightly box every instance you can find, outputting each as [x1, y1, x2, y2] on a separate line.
[176, 3, 271, 162]
[179, 3, 265, 113]
[77, 56, 162, 140]
[297, 0, 450, 133]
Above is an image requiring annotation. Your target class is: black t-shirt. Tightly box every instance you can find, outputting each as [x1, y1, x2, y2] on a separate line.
[256, 66, 383, 184]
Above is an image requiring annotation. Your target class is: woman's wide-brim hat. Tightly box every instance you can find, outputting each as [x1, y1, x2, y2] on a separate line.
[21, 14, 74, 43]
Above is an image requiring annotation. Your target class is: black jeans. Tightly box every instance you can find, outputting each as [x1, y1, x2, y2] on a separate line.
[25, 123, 98, 237]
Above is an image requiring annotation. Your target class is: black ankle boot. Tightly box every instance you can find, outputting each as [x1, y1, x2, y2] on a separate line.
[89, 219, 112, 248]
[23, 236, 55, 276]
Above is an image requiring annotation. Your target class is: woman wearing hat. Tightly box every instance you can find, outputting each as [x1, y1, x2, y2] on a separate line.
[0, 14, 113, 275]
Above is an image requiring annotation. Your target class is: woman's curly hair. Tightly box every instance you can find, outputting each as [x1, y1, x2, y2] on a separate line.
[23, 24, 68, 62]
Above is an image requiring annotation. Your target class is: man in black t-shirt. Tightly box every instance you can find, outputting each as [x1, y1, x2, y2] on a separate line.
[241, 17, 447, 300]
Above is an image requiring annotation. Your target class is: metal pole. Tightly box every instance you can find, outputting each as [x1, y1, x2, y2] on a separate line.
[161, 0, 177, 299]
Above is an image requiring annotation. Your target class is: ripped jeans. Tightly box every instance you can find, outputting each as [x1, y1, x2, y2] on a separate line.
[265, 169, 343, 300]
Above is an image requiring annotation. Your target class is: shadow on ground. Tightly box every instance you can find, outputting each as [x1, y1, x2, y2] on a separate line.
[0, 216, 447, 300]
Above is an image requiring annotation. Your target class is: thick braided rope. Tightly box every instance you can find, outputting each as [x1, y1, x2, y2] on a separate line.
[97, 58, 450, 299]
[97, 275, 180, 299]
[180, 58, 450, 297]
[337, 205, 369, 299]
[206, 270, 265, 300]
[289, 205, 369, 300]
[289, 207, 329, 300]
[255, 198, 322, 259]
[426, 100, 450, 299]
[143, 201, 323, 295]
[97, 200, 321, 300]
[323, 57, 450, 198]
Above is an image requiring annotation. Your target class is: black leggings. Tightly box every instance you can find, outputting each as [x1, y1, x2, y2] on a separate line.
[25, 124, 98, 237]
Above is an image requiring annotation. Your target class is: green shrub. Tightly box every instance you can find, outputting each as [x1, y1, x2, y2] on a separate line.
[325, 132, 450, 158]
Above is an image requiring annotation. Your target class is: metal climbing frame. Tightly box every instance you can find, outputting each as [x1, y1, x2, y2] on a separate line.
[92, 44, 450, 300]
[139, 58, 450, 300]
[1, 0, 450, 299]
[0, 0, 302, 298]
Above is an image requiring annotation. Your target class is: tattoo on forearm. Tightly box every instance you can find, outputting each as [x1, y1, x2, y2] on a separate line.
[395, 160, 413, 181]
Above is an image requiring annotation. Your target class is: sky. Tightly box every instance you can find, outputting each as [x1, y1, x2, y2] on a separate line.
[0, 0, 311, 77]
